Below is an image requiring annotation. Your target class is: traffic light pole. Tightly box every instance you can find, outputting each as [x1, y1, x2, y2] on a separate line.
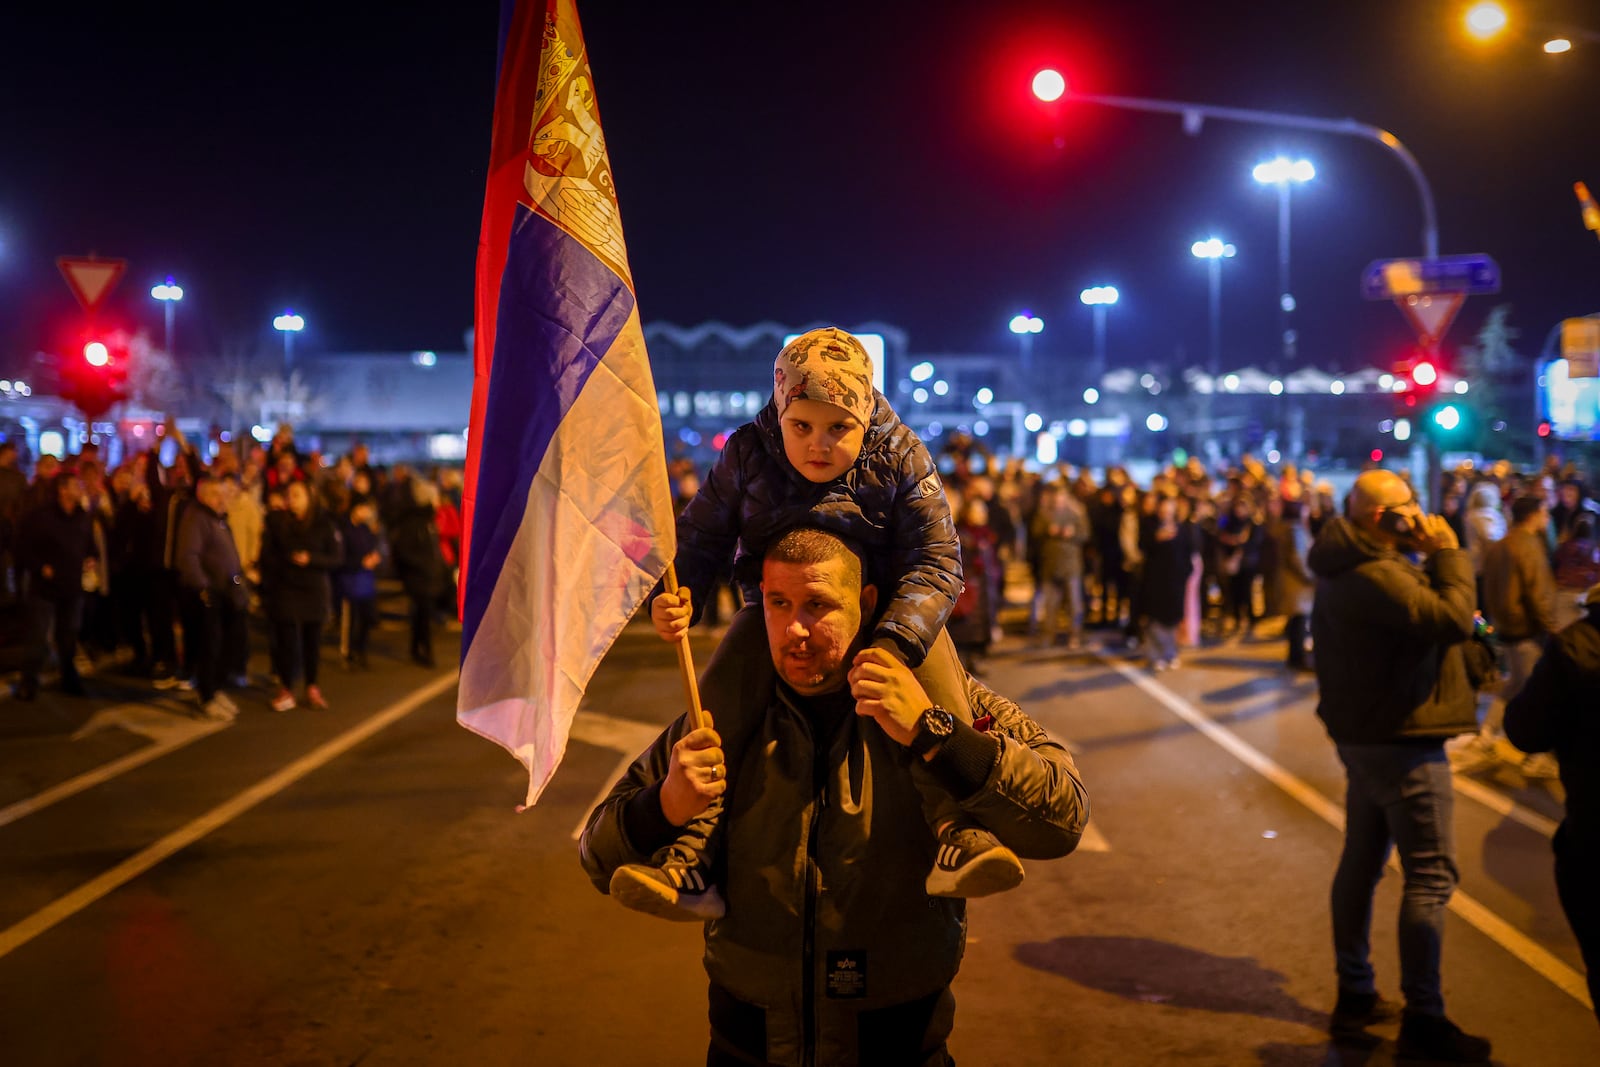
[1065, 92, 1439, 259]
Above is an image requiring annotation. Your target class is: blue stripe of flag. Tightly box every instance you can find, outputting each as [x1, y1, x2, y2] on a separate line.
[461, 203, 636, 655]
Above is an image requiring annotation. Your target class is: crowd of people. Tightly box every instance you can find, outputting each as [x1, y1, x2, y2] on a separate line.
[0, 422, 461, 719]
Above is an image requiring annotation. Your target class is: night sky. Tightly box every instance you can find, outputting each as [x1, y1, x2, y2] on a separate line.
[3, 1, 1597, 378]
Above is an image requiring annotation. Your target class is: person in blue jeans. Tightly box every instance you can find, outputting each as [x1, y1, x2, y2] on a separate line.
[1307, 469, 1493, 1063]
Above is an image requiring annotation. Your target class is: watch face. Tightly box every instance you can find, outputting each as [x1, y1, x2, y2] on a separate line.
[925, 706, 955, 737]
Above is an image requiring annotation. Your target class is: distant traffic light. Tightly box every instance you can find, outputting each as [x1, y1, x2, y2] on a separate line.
[59, 336, 130, 417]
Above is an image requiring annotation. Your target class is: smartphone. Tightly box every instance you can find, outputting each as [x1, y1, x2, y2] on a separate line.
[1376, 509, 1416, 539]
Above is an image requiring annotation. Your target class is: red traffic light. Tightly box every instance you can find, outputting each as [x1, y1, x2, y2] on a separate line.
[1538, 421, 1552, 438]
[84, 341, 110, 367]
[1411, 360, 1437, 387]
[1370, 449, 1384, 462]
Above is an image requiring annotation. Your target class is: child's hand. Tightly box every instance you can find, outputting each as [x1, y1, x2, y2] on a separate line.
[651, 587, 693, 643]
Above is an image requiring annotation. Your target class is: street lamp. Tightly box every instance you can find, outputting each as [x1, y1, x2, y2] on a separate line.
[1464, 2, 1509, 40]
[150, 277, 184, 356]
[1009, 312, 1043, 380]
[1190, 238, 1236, 375]
[273, 310, 305, 373]
[1251, 157, 1315, 369]
[1078, 285, 1119, 379]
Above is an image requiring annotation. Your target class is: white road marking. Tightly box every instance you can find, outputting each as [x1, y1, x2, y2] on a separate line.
[1451, 774, 1559, 838]
[0, 672, 459, 962]
[1107, 659, 1592, 1012]
[0, 706, 228, 830]
[1077, 821, 1111, 852]
[567, 711, 665, 841]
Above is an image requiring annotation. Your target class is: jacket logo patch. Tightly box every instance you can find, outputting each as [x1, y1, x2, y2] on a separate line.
[826, 950, 867, 999]
[916, 473, 942, 500]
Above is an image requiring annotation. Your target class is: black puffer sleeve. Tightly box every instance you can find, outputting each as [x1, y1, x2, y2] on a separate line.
[874, 432, 963, 666]
[669, 425, 757, 623]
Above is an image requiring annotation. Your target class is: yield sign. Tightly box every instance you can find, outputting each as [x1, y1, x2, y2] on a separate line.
[1394, 292, 1464, 349]
[56, 256, 127, 313]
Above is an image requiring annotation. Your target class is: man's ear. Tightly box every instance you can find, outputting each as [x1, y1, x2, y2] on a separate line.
[859, 583, 879, 619]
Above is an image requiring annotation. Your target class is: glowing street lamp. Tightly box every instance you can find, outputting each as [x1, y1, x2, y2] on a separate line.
[1009, 312, 1043, 379]
[273, 310, 305, 372]
[1464, 2, 1509, 40]
[1190, 238, 1236, 374]
[150, 277, 184, 357]
[1079, 285, 1119, 377]
[1252, 157, 1315, 369]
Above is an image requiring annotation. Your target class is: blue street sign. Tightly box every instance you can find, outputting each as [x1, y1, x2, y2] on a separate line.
[1361, 254, 1501, 301]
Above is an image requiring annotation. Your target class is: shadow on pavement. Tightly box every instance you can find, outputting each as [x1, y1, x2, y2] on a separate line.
[1016, 669, 1137, 705]
[1013, 935, 1328, 1029]
[1202, 676, 1317, 705]
[1253, 1038, 1393, 1066]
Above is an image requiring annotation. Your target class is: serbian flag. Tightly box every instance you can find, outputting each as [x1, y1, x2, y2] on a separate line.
[458, 0, 675, 807]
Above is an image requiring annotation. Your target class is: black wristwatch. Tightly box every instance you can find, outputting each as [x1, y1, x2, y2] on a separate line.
[909, 705, 956, 757]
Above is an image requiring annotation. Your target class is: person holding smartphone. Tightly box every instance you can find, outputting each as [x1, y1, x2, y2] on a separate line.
[1306, 470, 1491, 1062]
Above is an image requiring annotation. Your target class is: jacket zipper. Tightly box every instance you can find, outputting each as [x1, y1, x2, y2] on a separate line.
[801, 731, 826, 1067]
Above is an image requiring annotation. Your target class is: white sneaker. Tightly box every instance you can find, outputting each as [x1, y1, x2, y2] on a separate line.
[199, 696, 236, 721]
[1447, 734, 1498, 774]
[1521, 752, 1561, 780]
[213, 691, 239, 715]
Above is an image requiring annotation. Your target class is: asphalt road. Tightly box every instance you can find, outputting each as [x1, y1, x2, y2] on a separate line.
[0, 617, 1595, 1066]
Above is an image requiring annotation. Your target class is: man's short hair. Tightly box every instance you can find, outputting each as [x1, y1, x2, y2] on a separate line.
[763, 526, 864, 590]
[1511, 494, 1546, 525]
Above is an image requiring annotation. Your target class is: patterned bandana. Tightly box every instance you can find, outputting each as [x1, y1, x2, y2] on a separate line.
[772, 327, 876, 427]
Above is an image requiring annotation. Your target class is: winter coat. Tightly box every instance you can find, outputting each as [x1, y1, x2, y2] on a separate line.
[337, 520, 386, 601]
[390, 504, 446, 601]
[1463, 483, 1506, 575]
[17, 500, 94, 601]
[1308, 516, 1479, 744]
[1268, 517, 1314, 617]
[1029, 495, 1088, 581]
[1481, 526, 1557, 641]
[227, 491, 265, 573]
[1505, 605, 1600, 848]
[580, 675, 1087, 1067]
[949, 521, 1000, 649]
[1553, 536, 1600, 592]
[671, 395, 961, 668]
[1139, 522, 1195, 627]
[260, 509, 342, 623]
[175, 503, 247, 608]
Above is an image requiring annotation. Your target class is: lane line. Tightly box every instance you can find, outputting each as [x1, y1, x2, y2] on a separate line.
[567, 711, 665, 841]
[1105, 659, 1592, 1011]
[1451, 774, 1559, 838]
[0, 671, 459, 962]
[0, 714, 228, 830]
[1077, 821, 1112, 852]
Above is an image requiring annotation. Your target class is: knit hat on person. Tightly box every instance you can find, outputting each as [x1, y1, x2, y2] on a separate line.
[772, 327, 876, 427]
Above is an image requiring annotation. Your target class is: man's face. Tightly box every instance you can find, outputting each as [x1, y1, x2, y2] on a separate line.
[761, 556, 875, 696]
[780, 398, 865, 484]
[197, 480, 223, 512]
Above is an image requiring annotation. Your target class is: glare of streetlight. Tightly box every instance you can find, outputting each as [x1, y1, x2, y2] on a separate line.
[1464, 1, 1509, 39]
[1079, 285, 1119, 305]
[1023, 412, 1044, 432]
[974, 387, 994, 406]
[933, 379, 949, 396]
[273, 311, 305, 333]
[910, 360, 935, 382]
[1032, 68, 1066, 102]
[84, 341, 109, 367]
[150, 278, 184, 302]
[913, 387, 930, 404]
[1252, 157, 1316, 185]
[1412, 361, 1438, 387]
[1083, 387, 1100, 404]
[1146, 413, 1169, 432]
[1545, 37, 1573, 53]
[1009, 313, 1044, 334]
[1330, 379, 1346, 395]
[1191, 238, 1237, 260]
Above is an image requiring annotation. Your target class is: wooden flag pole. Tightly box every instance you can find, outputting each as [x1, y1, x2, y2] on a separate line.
[664, 563, 708, 731]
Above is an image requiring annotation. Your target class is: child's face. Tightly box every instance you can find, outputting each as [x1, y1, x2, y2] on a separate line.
[780, 398, 865, 484]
